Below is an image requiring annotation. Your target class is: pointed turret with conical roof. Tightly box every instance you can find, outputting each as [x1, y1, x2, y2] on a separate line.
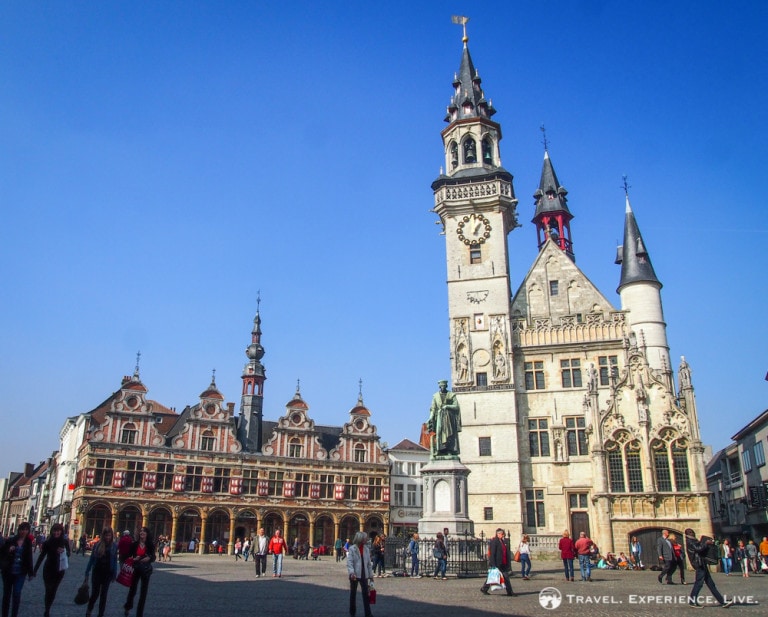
[615, 187, 669, 371]
[532, 147, 574, 260]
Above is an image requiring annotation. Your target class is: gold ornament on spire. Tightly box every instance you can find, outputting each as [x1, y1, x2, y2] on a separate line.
[451, 15, 470, 43]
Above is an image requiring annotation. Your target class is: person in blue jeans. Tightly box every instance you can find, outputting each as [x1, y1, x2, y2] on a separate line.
[518, 534, 532, 579]
[408, 533, 421, 578]
[574, 531, 593, 581]
[0, 522, 35, 617]
[432, 533, 448, 579]
[720, 540, 733, 575]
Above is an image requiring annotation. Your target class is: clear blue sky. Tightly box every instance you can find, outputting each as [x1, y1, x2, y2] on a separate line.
[1, 1, 766, 478]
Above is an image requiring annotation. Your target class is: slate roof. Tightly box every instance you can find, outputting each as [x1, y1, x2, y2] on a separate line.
[616, 196, 661, 291]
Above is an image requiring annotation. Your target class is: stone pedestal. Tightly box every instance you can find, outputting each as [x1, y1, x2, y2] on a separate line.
[418, 457, 474, 537]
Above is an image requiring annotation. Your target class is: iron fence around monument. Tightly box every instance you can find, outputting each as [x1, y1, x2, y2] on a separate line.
[383, 531, 489, 577]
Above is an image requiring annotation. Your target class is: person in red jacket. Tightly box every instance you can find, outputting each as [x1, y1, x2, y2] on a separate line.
[268, 530, 287, 577]
[117, 531, 133, 564]
[558, 530, 576, 582]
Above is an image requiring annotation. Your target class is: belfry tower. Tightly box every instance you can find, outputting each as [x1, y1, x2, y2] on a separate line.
[239, 299, 266, 452]
[430, 19, 521, 530]
[532, 147, 574, 260]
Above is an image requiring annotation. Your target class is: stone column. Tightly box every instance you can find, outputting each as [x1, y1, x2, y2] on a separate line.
[199, 511, 208, 554]
[228, 513, 236, 555]
[170, 510, 179, 552]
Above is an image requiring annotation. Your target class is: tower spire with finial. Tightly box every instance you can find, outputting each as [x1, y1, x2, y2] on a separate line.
[134, 351, 141, 380]
[239, 297, 267, 453]
[451, 14, 469, 45]
[540, 124, 549, 153]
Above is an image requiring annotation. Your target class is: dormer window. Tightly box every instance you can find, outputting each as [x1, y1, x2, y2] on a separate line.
[200, 430, 216, 451]
[120, 423, 137, 445]
[289, 438, 303, 458]
[463, 138, 477, 163]
[354, 444, 367, 463]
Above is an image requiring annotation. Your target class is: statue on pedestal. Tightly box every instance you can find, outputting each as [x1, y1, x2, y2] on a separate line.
[427, 380, 461, 458]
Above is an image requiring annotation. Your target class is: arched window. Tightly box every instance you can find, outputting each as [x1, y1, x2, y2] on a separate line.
[463, 138, 477, 163]
[652, 435, 691, 492]
[289, 438, 303, 458]
[606, 433, 644, 493]
[482, 137, 493, 164]
[120, 423, 137, 445]
[200, 430, 216, 451]
[450, 142, 458, 169]
[354, 444, 367, 463]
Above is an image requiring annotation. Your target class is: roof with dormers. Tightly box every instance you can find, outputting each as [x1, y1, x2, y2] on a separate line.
[533, 151, 571, 218]
[388, 438, 428, 452]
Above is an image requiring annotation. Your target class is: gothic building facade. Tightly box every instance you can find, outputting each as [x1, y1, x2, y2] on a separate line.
[430, 30, 712, 553]
[66, 310, 390, 553]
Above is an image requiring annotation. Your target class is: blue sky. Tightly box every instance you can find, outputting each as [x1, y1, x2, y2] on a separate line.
[1, 1, 766, 478]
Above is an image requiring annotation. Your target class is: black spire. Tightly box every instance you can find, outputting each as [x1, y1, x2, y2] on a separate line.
[616, 195, 661, 292]
[532, 147, 574, 259]
[444, 33, 496, 124]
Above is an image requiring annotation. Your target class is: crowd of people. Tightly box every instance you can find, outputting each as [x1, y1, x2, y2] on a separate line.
[3, 521, 768, 617]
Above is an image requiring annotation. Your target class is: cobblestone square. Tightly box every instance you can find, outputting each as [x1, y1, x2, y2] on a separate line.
[15, 553, 765, 617]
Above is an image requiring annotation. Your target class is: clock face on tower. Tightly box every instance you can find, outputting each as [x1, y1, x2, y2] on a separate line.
[457, 213, 492, 245]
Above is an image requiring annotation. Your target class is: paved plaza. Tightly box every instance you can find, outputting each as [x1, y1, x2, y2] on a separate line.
[15, 552, 765, 617]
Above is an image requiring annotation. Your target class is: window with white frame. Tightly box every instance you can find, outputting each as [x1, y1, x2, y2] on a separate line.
[406, 484, 417, 506]
[393, 483, 404, 506]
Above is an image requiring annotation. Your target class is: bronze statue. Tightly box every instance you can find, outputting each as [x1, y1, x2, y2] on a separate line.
[428, 380, 461, 457]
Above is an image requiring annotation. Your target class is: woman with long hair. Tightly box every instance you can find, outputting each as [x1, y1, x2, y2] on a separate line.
[123, 527, 156, 617]
[558, 530, 575, 582]
[33, 523, 70, 617]
[346, 531, 373, 617]
[84, 527, 118, 617]
[518, 534, 532, 580]
[0, 521, 34, 617]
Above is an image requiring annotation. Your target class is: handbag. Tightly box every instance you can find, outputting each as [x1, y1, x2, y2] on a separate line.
[433, 548, 442, 558]
[485, 567, 505, 591]
[368, 584, 377, 605]
[74, 579, 90, 605]
[513, 550, 521, 563]
[59, 551, 69, 571]
[116, 557, 134, 587]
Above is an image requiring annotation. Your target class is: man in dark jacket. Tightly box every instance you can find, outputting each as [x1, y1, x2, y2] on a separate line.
[685, 529, 733, 608]
[480, 528, 514, 596]
[656, 529, 677, 584]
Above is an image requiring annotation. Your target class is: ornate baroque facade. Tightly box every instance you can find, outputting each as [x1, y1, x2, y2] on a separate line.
[67, 310, 390, 553]
[430, 28, 712, 553]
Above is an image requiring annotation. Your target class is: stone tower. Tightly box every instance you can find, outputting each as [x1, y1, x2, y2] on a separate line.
[239, 301, 266, 452]
[430, 26, 522, 529]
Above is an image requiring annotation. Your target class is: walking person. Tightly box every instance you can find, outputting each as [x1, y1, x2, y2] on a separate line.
[123, 527, 156, 617]
[346, 531, 373, 617]
[518, 534, 532, 580]
[656, 529, 677, 584]
[720, 539, 732, 575]
[759, 537, 768, 571]
[407, 533, 421, 578]
[268, 529, 287, 578]
[233, 539, 242, 561]
[84, 527, 118, 617]
[371, 535, 385, 577]
[33, 523, 70, 617]
[685, 529, 733, 608]
[480, 528, 514, 596]
[745, 539, 758, 575]
[432, 532, 448, 580]
[558, 530, 575, 582]
[574, 531, 593, 582]
[669, 533, 686, 584]
[630, 535, 643, 569]
[735, 540, 748, 577]
[253, 529, 268, 577]
[0, 522, 35, 617]
[334, 537, 344, 563]
[117, 532, 132, 565]
[77, 534, 88, 556]
[242, 538, 250, 562]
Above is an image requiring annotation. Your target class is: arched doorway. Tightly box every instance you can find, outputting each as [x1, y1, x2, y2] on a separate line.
[147, 507, 172, 544]
[313, 515, 334, 552]
[339, 515, 359, 543]
[234, 510, 257, 544]
[84, 504, 111, 539]
[364, 515, 384, 536]
[116, 505, 142, 537]
[629, 526, 684, 565]
[206, 510, 230, 553]
[288, 512, 310, 549]
[261, 512, 283, 538]
[175, 509, 201, 549]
